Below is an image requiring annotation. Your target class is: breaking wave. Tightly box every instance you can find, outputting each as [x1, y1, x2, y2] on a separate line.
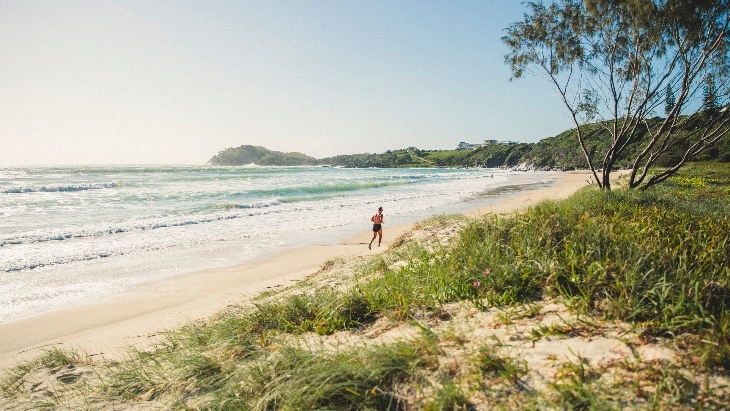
[2, 183, 117, 193]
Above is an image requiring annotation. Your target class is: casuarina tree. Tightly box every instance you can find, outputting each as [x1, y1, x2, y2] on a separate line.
[503, 0, 730, 190]
[704, 73, 719, 110]
[664, 84, 676, 116]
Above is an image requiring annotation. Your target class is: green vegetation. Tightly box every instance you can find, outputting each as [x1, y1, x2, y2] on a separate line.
[208, 119, 730, 170]
[207, 145, 317, 166]
[3, 163, 730, 409]
[319, 147, 433, 168]
[316, 122, 730, 170]
[452, 164, 730, 336]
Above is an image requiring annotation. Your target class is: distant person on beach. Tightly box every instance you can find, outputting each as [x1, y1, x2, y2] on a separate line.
[369, 207, 384, 249]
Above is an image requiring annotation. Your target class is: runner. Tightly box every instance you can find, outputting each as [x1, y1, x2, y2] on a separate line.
[369, 207, 384, 249]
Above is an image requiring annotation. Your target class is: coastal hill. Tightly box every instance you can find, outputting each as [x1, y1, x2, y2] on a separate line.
[208, 116, 730, 169]
[208, 145, 317, 166]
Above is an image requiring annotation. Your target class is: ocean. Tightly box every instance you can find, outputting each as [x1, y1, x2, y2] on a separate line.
[0, 165, 558, 323]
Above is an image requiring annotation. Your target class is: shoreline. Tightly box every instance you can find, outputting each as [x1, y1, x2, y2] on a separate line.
[0, 171, 591, 370]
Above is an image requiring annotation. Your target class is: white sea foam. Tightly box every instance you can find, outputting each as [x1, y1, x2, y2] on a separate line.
[2, 182, 117, 193]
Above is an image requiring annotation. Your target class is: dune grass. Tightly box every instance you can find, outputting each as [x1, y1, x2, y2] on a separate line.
[2, 163, 729, 409]
[359, 164, 729, 366]
[443, 163, 730, 367]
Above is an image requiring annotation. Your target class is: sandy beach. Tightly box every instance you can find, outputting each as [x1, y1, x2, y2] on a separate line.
[0, 171, 591, 371]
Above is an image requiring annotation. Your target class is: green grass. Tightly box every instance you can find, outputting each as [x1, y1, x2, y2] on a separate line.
[0, 348, 89, 399]
[177, 337, 434, 410]
[423, 378, 471, 411]
[353, 164, 729, 348]
[474, 344, 528, 385]
[429, 163, 730, 367]
[548, 355, 610, 410]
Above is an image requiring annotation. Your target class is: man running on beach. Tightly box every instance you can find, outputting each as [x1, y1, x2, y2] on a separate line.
[369, 207, 384, 250]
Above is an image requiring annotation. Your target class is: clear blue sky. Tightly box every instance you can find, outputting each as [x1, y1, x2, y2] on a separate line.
[1, 1, 572, 165]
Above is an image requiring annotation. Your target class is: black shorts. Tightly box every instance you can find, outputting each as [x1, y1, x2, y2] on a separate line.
[373, 224, 382, 232]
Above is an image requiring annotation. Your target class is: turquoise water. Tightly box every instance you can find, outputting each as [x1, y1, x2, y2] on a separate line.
[0, 165, 556, 322]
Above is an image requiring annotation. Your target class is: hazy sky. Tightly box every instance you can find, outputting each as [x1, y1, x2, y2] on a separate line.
[1, 1, 572, 165]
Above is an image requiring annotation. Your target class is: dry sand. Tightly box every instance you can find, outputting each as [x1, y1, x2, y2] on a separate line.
[0, 170, 592, 370]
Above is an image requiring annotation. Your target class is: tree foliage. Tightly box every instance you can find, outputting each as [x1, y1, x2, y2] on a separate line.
[503, 0, 730, 189]
[664, 84, 676, 116]
[704, 73, 719, 110]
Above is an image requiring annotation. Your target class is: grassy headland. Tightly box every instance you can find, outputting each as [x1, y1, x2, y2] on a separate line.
[208, 113, 730, 169]
[3, 163, 729, 410]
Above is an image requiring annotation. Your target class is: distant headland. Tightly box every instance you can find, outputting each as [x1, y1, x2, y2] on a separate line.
[208, 118, 730, 170]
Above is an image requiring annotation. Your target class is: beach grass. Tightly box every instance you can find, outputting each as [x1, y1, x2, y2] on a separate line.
[447, 163, 730, 364]
[2, 163, 730, 409]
